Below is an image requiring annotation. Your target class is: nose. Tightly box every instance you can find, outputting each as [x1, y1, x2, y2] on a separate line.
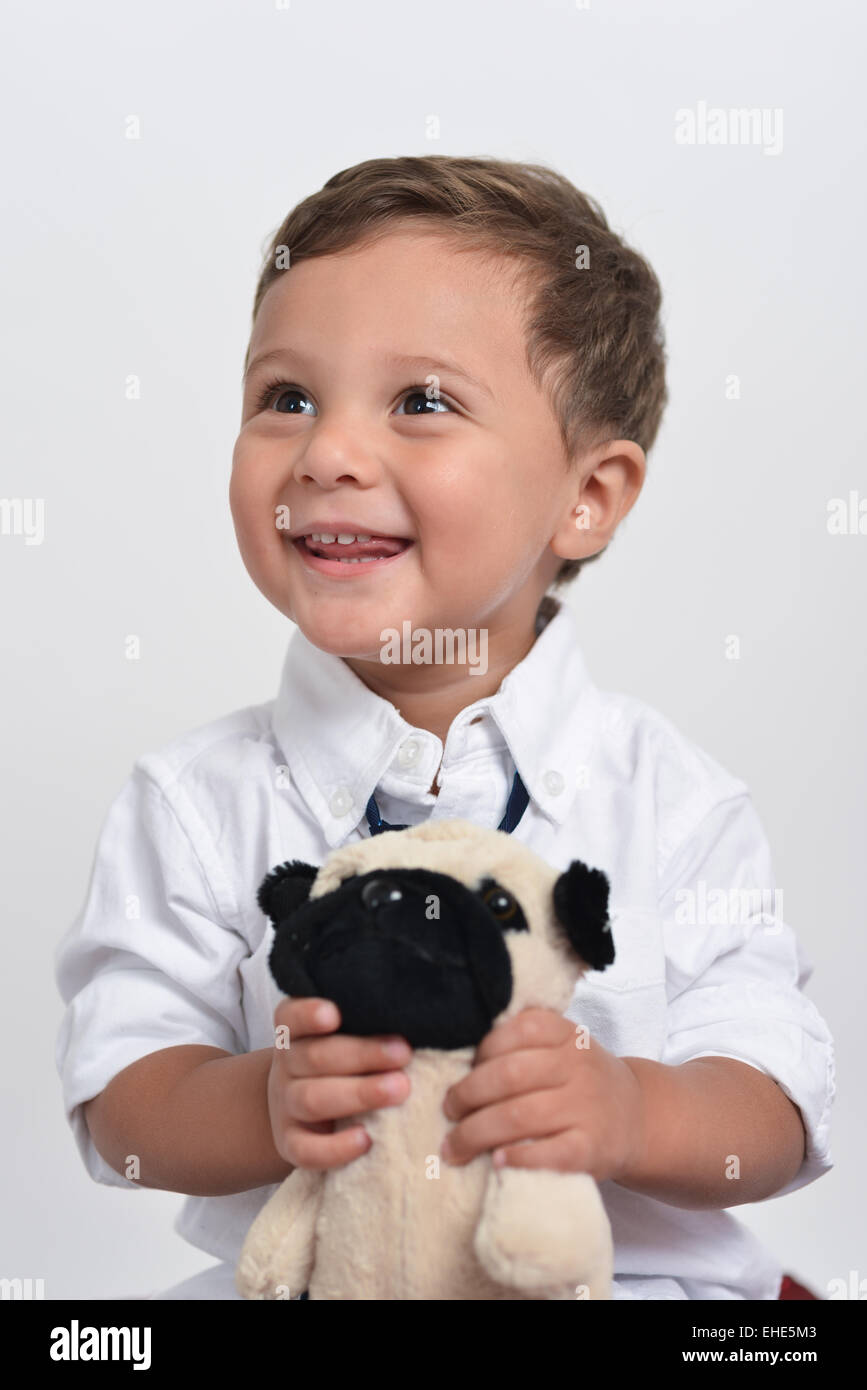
[293, 419, 380, 490]
[360, 878, 404, 913]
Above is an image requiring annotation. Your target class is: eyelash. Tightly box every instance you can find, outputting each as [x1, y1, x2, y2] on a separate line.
[252, 375, 455, 415]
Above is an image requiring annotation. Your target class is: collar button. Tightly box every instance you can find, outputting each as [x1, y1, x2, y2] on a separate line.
[542, 769, 564, 796]
[397, 737, 422, 768]
[329, 786, 354, 817]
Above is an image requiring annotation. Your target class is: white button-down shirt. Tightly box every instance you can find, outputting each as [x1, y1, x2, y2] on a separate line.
[54, 598, 835, 1300]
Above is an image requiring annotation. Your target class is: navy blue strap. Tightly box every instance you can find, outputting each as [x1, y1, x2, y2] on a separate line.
[365, 768, 529, 838]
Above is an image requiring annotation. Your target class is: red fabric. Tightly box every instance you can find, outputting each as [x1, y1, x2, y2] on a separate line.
[779, 1273, 820, 1300]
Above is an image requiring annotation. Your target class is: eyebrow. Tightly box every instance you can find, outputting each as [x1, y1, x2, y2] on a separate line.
[243, 346, 493, 399]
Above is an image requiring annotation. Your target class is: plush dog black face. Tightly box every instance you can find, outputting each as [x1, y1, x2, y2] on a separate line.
[259, 857, 613, 1050]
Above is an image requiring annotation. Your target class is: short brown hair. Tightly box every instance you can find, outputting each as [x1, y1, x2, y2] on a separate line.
[246, 155, 667, 592]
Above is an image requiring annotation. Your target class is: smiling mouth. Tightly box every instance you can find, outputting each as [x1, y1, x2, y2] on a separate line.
[293, 535, 412, 565]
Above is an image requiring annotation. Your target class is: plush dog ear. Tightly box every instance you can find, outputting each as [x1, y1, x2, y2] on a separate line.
[552, 860, 615, 970]
[257, 860, 318, 924]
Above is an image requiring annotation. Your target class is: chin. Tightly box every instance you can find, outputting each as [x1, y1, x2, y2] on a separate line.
[290, 607, 397, 662]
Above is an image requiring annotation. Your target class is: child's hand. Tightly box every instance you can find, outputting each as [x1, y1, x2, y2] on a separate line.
[440, 1007, 644, 1182]
[268, 997, 412, 1170]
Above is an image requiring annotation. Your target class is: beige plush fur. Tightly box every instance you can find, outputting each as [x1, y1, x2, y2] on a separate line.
[236, 817, 614, 1300]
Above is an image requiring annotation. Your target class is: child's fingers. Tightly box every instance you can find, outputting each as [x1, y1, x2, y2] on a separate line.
[442, 1092, 559, 1167]
[273, 996, 412, 1077]
[489, 1130, 592, 1174]
[287, 1123, 372, 1172]
[286, 1070, 411, 1125]
[443, 1047, 566, 1121]
[289, 1031, 412, 1078]
[274, 996, 341, 1042]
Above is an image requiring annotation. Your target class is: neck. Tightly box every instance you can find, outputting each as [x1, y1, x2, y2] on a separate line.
[342, 614, 541, 747]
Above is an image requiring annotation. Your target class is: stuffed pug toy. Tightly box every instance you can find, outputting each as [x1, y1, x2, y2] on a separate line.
[236, 817, 616, 1301]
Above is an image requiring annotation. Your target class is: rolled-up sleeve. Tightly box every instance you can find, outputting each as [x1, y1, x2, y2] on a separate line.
[658, 792, 835, 1200]
[54, 764, 251, 1188]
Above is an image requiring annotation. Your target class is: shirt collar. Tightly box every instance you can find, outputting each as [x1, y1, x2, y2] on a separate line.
[271, 598, 600, 848]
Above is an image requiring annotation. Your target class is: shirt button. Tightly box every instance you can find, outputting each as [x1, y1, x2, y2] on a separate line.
[397, 738, 422, 768]
[329, 786, 354, 817]
[542, 769, 564, 796]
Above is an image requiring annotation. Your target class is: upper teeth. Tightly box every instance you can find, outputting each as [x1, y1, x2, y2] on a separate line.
[309, 532, 372, 544]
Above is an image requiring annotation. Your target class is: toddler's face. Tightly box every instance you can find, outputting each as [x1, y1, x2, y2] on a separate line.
[231, 227, 587, 659]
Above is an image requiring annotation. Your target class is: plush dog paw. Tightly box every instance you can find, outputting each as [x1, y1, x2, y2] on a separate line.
[474, 1165, 613, 1300]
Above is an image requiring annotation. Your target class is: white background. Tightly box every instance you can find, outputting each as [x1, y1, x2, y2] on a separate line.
[1, 0, 863, 1299]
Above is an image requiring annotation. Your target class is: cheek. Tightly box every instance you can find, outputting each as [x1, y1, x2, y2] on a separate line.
[425, 435, 534, 529]
[229, 445, 281, 564]
[420, 478, 522, 574]
[410, 454, 496, 546]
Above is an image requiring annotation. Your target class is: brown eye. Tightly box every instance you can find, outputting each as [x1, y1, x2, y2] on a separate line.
[478, 878, 529, 932]
[483, 885, 518, 920]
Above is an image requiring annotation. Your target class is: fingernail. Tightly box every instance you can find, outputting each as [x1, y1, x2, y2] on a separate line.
[380, 1072, 406, 1099]
[383, 1039, 409, 1061]
[492, 1148, 506, 1168]
[441, 1136, 452, 1160]
[315, 1003, 337, 1026]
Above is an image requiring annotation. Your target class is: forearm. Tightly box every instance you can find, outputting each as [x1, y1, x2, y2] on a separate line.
[618, 1055, 806, 1210]
[83, 1044, 293, 1197]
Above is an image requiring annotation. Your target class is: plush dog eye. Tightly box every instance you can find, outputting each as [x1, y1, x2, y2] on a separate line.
[483, 886, 517, 919]
[479, 882, 528, 932]
[360, 877, 404, 910]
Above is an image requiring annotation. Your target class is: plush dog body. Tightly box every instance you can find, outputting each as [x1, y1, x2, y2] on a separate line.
[236, 817, 616, 1301]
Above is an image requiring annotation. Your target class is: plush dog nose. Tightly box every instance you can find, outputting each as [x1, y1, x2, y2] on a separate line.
[360, 878, 404, 912]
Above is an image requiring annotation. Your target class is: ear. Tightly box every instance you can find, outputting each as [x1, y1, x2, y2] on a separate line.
[257, 860, 318, 924]
[552, 860, 615, 970]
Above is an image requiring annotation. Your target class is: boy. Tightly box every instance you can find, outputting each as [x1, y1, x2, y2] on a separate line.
[55, 155, 834, 1300]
